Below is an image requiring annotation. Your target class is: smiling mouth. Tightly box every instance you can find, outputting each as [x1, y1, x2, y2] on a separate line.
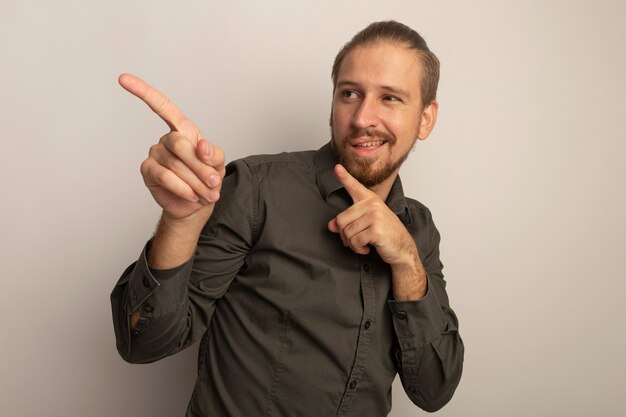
[354, 140, 385, 148]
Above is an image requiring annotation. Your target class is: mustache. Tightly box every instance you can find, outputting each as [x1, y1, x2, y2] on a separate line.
[346, 129, 395, 143]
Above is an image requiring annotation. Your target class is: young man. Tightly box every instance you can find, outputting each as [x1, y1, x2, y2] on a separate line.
[112, 20, 463, 416]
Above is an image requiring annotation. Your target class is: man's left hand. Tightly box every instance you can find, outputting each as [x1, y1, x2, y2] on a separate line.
[327, 164, 427, 300]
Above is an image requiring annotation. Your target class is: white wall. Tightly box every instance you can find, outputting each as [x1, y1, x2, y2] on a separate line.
[2, 1, 625, 416]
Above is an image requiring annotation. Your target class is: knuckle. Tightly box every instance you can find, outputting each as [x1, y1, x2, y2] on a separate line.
[139, 159, 151, 176]
[158, 132, 170, 144]
[349, 235, 362, 249]
[169, 135, 190, 155]
[159, 131, 180, 146]
[167, 156, 186, 173]
[148, 144, 161, 158]
[156, 97, 171, 114]
[155, 169, 169, 183]
[371, 200, 385, 210]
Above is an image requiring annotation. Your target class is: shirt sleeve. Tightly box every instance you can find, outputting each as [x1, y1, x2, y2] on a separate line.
[387, 208, 464, 412]
[110, 159, 257, 364]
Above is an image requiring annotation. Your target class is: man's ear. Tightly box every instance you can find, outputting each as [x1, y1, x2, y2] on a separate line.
[417, 100, 439, 140]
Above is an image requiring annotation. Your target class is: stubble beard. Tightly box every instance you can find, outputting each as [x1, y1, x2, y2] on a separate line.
[332, 128, 416, 188]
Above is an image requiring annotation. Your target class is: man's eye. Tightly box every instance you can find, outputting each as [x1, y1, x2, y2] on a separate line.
[383, 95, 399, 102]
[342, 90, 358, 99]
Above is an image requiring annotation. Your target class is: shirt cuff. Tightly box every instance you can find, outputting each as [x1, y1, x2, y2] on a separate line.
[387, 277, 447, 349]
[126, 240, 194, 316]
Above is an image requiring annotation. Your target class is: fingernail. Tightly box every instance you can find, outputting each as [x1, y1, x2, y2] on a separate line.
[208, 190, 220, 202]
[205, 142, 213, 157]
[208, 175, 220, 187]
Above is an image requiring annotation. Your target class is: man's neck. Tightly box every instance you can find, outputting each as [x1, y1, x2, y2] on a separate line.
[369, 171, 399, 202]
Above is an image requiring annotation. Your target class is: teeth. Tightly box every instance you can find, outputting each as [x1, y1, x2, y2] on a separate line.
[356, 141, 384, 147]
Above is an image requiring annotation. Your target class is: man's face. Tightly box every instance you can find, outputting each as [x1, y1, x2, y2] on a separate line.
[331, 41, 436, 188]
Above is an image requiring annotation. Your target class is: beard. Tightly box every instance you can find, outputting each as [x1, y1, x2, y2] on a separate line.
[332, 128, 416, 188]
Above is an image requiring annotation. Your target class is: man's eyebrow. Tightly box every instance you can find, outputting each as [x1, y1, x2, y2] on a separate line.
[379, 85, 411, 98]
[336, 81, 410, 98]
[336, 80, 360, 89]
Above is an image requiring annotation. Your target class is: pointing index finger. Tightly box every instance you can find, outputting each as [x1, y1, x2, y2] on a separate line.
[118, 73, 201, 141]
[334, 164, 372, 202]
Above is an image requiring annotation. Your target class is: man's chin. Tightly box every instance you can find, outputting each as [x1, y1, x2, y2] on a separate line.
[343, 161, 389, 188]
[333, 142, 398, 187]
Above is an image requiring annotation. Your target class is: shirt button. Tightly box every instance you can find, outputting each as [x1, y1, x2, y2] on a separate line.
[364, 320, 371, 330]
[349, 380, 357, 389]
[143, 304, 154, 313]
[363, 264, 370, 272]
[131, 330, 140, 337]
[397, 312, 407, 320]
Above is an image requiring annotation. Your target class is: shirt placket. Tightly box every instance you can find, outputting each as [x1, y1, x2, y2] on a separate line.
[336, 256, 376, 416]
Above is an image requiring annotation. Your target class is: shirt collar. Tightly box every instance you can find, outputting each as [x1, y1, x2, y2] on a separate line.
[313, 142, 412, 225]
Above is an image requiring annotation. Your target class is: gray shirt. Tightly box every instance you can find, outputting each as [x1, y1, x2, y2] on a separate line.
[111, 143, 463, 416]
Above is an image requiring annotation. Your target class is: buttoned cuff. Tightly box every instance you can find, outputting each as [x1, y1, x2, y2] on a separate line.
[126, 240, 194, 316]
[387, 277, 447, 349]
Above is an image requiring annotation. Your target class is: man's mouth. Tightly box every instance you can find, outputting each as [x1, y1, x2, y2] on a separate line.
[354, 140, 385, 148]
[347, 137, 389, 157]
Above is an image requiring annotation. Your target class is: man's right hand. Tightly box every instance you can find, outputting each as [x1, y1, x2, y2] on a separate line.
[118, 73, 225, 223]
[119, 74, 225, 272]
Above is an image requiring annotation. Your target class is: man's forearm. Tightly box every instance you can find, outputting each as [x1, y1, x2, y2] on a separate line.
[148, 209, 211, 269]
[129, 209, 210, 329]
[390, 244, 428, 301]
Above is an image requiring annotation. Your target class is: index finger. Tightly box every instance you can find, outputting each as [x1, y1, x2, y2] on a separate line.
[118, 73, 201, 140]
[334, 164, 372, 202]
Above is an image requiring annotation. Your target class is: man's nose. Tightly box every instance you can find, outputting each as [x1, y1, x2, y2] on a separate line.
[352, 97, 379, 129]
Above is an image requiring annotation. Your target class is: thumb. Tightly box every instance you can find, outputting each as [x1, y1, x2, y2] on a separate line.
[334, 164, 371, 202]
[196, 139, 213, 163]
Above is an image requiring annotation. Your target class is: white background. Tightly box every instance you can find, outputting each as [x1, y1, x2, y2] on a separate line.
[1, 1, 625, 416]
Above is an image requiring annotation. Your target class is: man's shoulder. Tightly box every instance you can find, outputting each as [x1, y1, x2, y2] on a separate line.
[404, 195, 429, 212]
[404, 195, 437, 226]
[240, 149, 317, 169]
[223, 149, 320, 183]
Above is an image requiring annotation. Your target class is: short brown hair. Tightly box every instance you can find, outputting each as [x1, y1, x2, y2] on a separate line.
[331, 20, 440, 108]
